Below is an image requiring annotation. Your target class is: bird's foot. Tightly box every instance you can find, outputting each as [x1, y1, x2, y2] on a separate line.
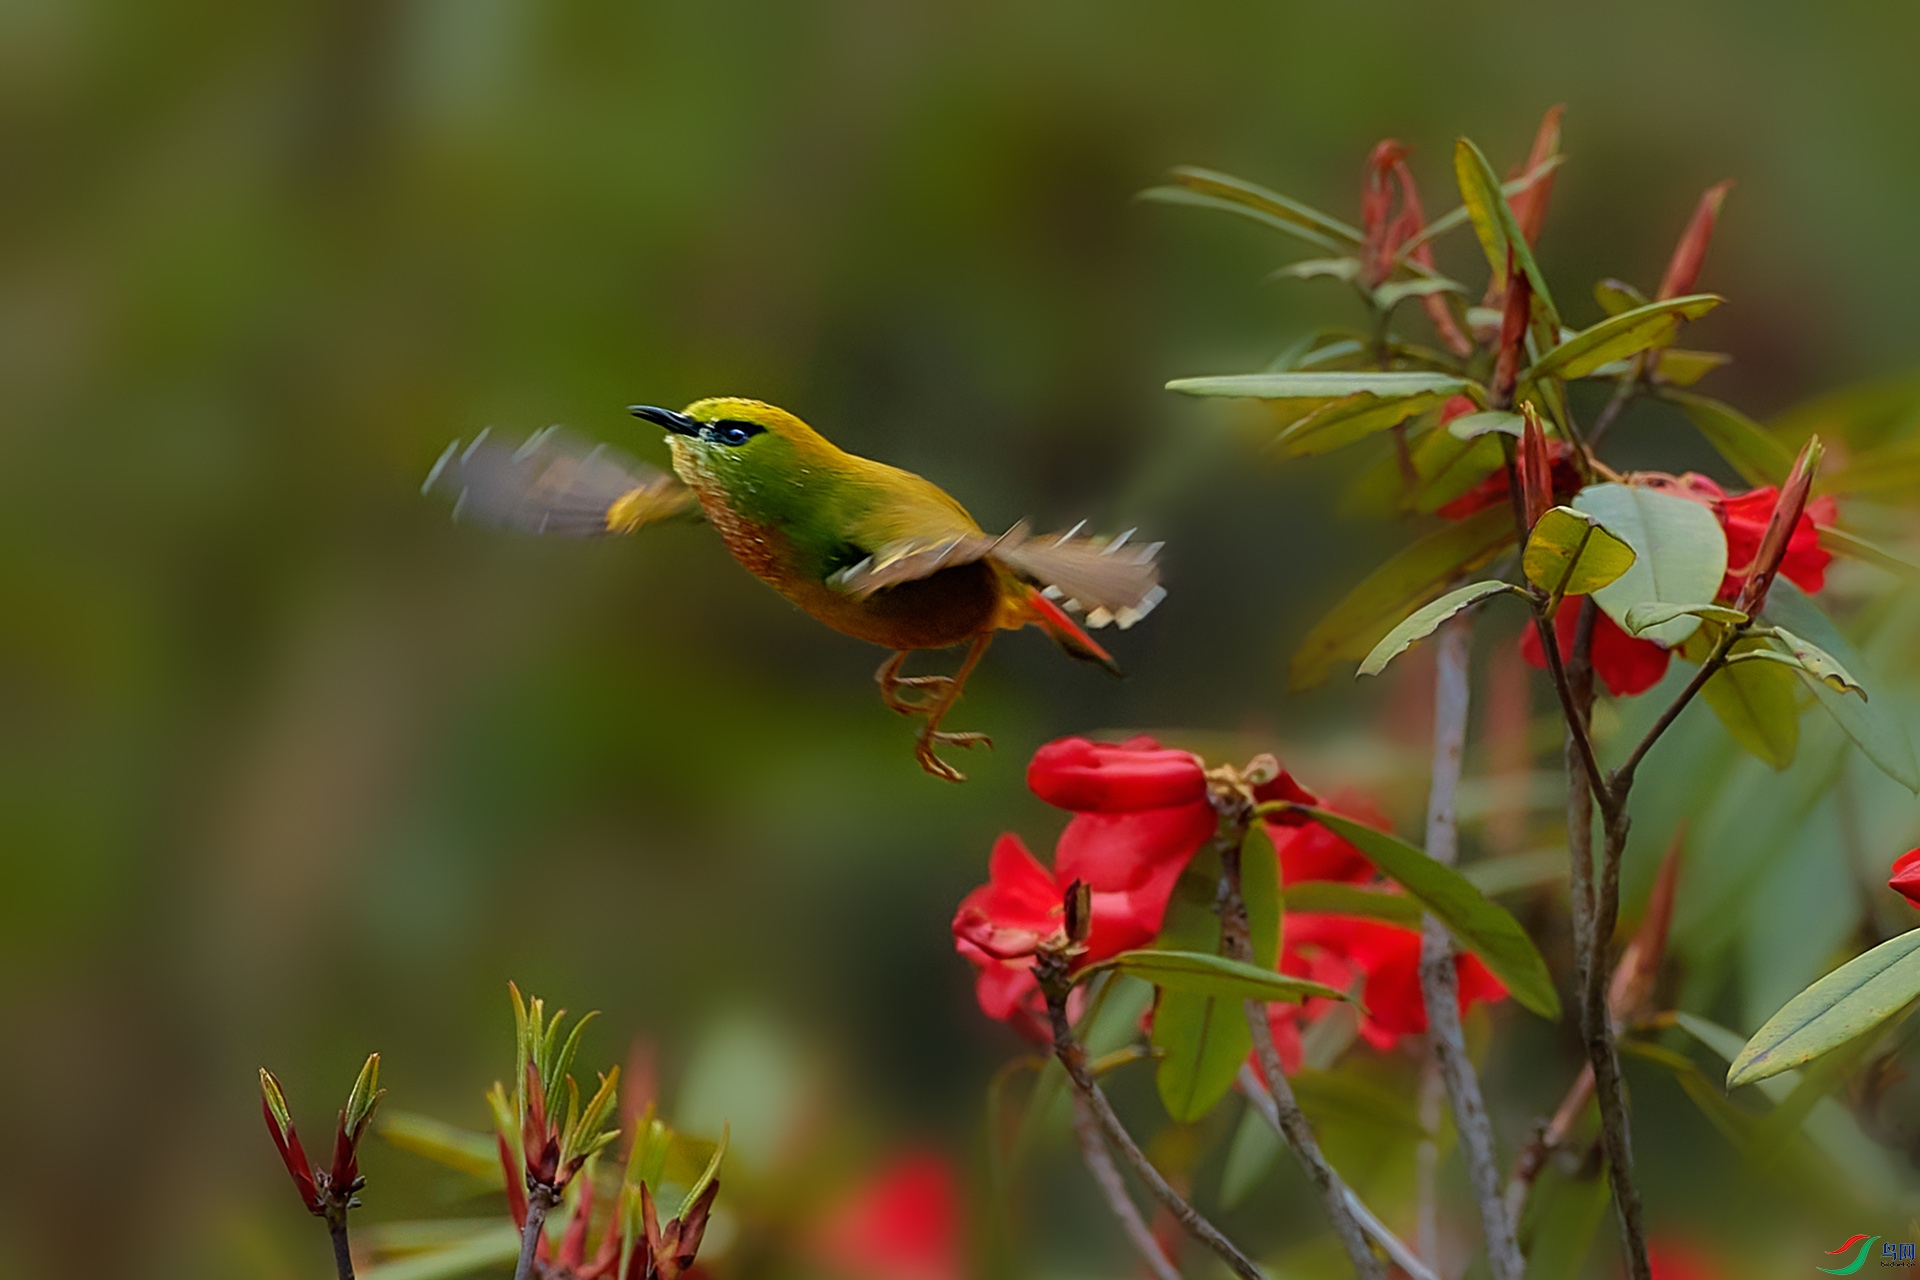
[914, 729, 993, 783]
[875, 653, 956, 715]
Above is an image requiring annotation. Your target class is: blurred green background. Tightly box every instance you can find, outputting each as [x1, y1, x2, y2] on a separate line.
[6, 1, 1920, 1276]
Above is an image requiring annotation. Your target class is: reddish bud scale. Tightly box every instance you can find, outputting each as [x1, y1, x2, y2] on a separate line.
[1518, 407, 1555, 530]
[1508, 105, 1565, 248]
[1657, 180, 1734, 301]
[1735, 435, 1822, 614]
[261, 1096, 323, 1213]
[1491, 260, 1533, 406]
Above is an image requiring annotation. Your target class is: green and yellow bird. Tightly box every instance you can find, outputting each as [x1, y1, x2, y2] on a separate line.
[425, 398, 1164, 780]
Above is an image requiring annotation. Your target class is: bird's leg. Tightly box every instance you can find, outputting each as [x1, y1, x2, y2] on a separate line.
[910, 633, 994, 783]
[874, 651, 953, 715]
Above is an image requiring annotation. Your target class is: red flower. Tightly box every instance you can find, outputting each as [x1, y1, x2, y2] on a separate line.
[1890, 849, 1920, 908]
[1267, 788, 1390, 886]
[1436, 436, 1584, 521]
[810, 1152, 963, 1280]
[1646, 1238, 1729, 1280]
[1028, 736, 1207, 813]
[1256, 914, 1508, 1078]
[1714, 485, 1837, 601]
[1520, 604, 1672, 698]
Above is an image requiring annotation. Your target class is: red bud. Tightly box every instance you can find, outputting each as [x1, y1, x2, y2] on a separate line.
[259, 1079, 322, 1214]
[1508, 105, 1565, 247]
[1491, 257, 1533, 407]
[1735, 434, 1822, 613]
[1890, 849, 1920, 908]
[1518, 405, 1554, 529]
[1656, 180, 1733, 300]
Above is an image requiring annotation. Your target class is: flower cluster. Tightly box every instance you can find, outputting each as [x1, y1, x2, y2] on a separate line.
[951, 738, 1508, 1069]
[1519, 472, 1839, 697]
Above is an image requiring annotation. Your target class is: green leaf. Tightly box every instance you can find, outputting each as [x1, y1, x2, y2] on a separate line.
[1373, 275, 1464, 311]
[1700, 639, 1801, 770]
[1753, 627, 1866, 698]
[1593, 277, 1648, 316]
[345, 1053, 384, 1135]
[1277, 388, 1470, 457]
[1453, 137, 1560, 342]
[1747, 1029, 1881, 1169]
[1654, 349, 1733, 388]
[1728, 927, 1920, 1088]
[1447, 410, 1525, 440]
[1523, 506, 1637, 597]
[1282, 881, 1425, 926]
[1271, 257, 1361, 282]
[1817, 525, 1920, 583]
[1358, 580, 1519, 677]
[361, 1225, 522, 1280]
[1573, 483, 1728, 646]
[1622, 601, 1748, 634]
[1521, 1166, 1612, 1280]
[1403, 155, 1564, 260]
[1143, 167, 1362, 250]
[1620, 1040, 1757, 1154]
[1150, 825, 1280, 1122]
[378, 1113, 504, 1184]
[1219, 1104, 1282, 1210]
[1461, 850, 1569, 895]
[678, 1122, 728, 1220]
[1088, 949, 1348, 1004]
[1137, 186, 1348, 253]
[1524, 295, 1722, 382]
[1167, 370, 1475, 401]
[1290, 504, 1516, 690]
[1664, 391, 1796, 487]
[1763, 580, 1919, 792]
[1284, 807, 1561, 1019]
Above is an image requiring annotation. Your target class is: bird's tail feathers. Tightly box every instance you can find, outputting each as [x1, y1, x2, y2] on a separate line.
[1021, 587, 1122, 676]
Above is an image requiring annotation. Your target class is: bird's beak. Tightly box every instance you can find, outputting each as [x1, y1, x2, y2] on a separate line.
[629, 405, 701, 436]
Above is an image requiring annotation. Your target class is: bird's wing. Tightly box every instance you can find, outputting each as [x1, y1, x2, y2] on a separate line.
[826, 526, 1012, 598]
[991, 524, 1166, 629]
[423, 427, 696, 536]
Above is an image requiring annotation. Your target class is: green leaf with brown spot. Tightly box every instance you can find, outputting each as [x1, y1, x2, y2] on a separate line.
[1523, 505, 1637, 597]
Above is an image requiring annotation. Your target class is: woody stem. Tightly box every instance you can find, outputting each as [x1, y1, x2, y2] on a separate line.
[1035, 958, 1264, 1280]
[1069, 1094, 1182, 1280]
[1213, 809, 1385, 1280]
[513, 1184, 557, 1280]
[326, 1211, 356, 1280]
[1418, 616, 1525, 1280]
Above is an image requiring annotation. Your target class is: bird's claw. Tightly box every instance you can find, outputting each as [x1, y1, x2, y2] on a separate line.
[915, 731, 992, 784]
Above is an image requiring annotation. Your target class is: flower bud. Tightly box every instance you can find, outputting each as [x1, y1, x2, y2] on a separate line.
[1656, 180, 1734, 301]
[1027, 736, 1207, 812]
[1490, 258, 1533, 408]
[1735, 434, 1823, 614]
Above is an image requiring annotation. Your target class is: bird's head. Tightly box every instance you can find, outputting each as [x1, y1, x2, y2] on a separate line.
[631, 398, 835, 498]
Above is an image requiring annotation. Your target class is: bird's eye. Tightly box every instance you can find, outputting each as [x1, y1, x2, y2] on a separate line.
[707, 419, 764, 447]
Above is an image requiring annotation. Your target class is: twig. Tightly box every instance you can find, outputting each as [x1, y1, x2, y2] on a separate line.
[514, 1185, 557, 1280]
[1585, 372, 1641, 449]
[1070, 1094, 1183, 1280]
[327, 1215, 356, 1280]
[1212, 817, 1384, 1280]
[1035, 957, 1264, 1280]
[1609, 628, 1735, 793]
[1237, 1066, 1436, 1280]
[1419, 617, 1524, 1280]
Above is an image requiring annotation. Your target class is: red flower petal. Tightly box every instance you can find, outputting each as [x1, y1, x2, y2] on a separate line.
[1520, 608, 1671, 698]
[1028, 737, 1207, 813]
[810, 1152, 964, 1280]
[1266, 788, 1389, 885]
[1890, 848, 1920, 908]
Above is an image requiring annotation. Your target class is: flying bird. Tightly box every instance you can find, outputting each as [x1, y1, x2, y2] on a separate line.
[425, 398, 1164, 781]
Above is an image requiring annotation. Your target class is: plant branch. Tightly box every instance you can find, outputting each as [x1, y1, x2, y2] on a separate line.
[1212, 808, 1384, 1280]
[326, 1213, 356, 1280]
[1418, 617, 1524, 1280]
[1036, 958, 1264, 1280]
[1609, 627, 1736, 793]
[1585, 370, 1642, 450]
[514, 1184, 557, 1280]
[1070, 1094, 1183, 1280]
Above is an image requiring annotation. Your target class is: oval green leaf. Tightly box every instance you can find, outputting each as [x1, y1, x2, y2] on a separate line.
[1523, 294, 1722, 383]
[1573, 483, 1728, 646]
[1358, 580, 1520, 678]
[1700, 639, 1801, 770]
[1523, 506, 1637, 597]
[1087, 949, 1349, 1005]
[1728, 928, 1920, 1088]
[1447, 409, 1526, 440]
[1282, 806, 1561, 1019]
[1291, 505, 1516, 690]
[1764, 626, 1867, 699]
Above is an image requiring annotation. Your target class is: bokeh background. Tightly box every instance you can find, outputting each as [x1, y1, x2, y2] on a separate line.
[7, 2, 1920, 1277]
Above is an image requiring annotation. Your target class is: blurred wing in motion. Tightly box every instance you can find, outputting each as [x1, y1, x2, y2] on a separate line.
[992, 524, 1165, 629]
[424, 427, 695, 536]
[827, 529, 1007, 597]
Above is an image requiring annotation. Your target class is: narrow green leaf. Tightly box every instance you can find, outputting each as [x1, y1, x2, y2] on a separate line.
[1358, 579, 1520, 677]
[1447, 410, 1525, 440]
[1167, 371, 1475, 401]
[1700, 639, 1801, 770]
[1728, 928, 1920, 1087]
[1137, 186, 1347, 253]
[1290, 505, 1516, 690]
[1278, 389, 1466, 457]
[1751, 627, 1867, 698]
[1462, 850, 1569, 895]
[1573, 483, 1729, 646]
[1282, 881, 1425, 926]
[1401, 155, 1563, 259]
[1164, 166, 1364, 244]
[1150, 826, 1280, 1123]
[1747, 1031, 1880, 1169]
[345, 1053, 384, 1135]
[1620, 1040, 1757, 1153]
[1763, 580, 1919, 792]
[677, 1122, 728, 1220]
[259, 1069, 294, 1137]
[1523, 506, 1637, 597]
[1372, 275, 1464, 310]
[1622, 601, 1748, 634]
[1271, 257, 1362, 282]
[1817, 525, 1920, 583]
[1654, 349, 1733, 387]
[1453, 137, 1560, 342]
[1664, 391, 1796, 487]
[1219, 1104, 1282, 1210]
[1284, 807, 1561, 1019]
[1524, 295, 1722, 382]
[360, 1226, 523, 1280]
[1593, 277, 1648, 316]
[378, 1112, 504, 1184]
[1087, 949, 1348, 1005]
